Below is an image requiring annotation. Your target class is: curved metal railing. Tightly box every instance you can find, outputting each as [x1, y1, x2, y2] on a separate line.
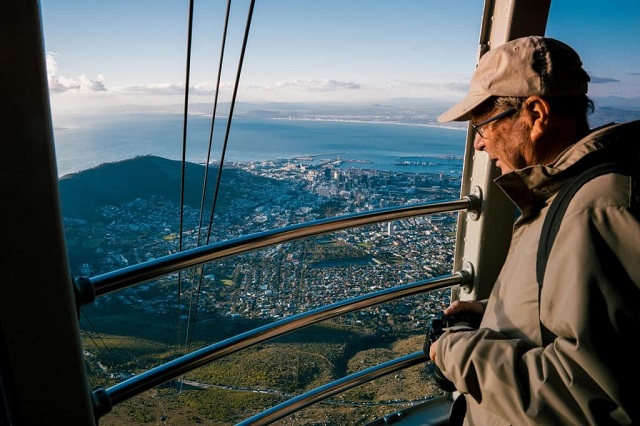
[92, 273, 467, 418]
[87, 195, 480, 421]
[85, 196, 479, 297]
[238, 351, 428, 426]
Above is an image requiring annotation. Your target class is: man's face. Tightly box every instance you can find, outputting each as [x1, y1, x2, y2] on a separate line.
[471, 107, 533, 174]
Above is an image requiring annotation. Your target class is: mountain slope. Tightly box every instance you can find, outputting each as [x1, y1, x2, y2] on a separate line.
[58, 155, 292, 221]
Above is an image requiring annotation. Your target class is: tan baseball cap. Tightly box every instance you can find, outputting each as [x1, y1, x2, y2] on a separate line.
[438, 36, 590, 122]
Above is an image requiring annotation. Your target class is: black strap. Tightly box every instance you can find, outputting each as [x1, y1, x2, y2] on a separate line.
[536, 162, 625, 345]
[449, 393, 467, 426]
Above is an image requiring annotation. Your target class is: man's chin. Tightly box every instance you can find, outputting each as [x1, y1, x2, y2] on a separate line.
[494, 160, 509, 174]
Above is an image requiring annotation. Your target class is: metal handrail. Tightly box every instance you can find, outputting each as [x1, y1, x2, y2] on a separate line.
[87, 196, 479, 298]
[89, 196, 479, 420]
[92, 272, 468, 418]
[238, 351, 428, 426]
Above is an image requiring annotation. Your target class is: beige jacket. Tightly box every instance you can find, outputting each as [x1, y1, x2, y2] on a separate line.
[436, 120, 640, 425]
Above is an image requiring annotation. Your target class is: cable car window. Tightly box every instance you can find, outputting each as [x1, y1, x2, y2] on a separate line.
[546, 0, 640, 127]
[40, 1, 490, 424]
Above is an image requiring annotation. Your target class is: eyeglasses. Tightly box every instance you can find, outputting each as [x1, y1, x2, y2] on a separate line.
[471, 107, 517, 138]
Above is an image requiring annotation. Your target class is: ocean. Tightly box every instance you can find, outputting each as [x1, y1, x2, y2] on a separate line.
[52, 113, 467, 177]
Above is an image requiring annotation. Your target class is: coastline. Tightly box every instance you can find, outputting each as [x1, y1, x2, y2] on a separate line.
[53, 114, 466, 178]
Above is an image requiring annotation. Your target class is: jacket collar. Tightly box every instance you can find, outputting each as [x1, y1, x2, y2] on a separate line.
[494, 120, 640, 218]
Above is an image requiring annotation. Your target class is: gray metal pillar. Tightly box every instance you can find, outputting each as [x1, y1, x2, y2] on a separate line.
[454, 0, 552, 301]
[0, 0, 96, 423]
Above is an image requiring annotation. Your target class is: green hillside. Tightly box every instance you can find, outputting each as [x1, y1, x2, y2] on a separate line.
[58, 155, 292, 221]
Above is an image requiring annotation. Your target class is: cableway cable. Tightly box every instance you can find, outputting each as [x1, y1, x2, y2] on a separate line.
[184, 0, 256, 352]
[204, 0, 256, 246]
[79, 310, 119, 370]
[176, 0, 196, 348]
[193, 0, 231, 250]
[185, 0, 232, 352]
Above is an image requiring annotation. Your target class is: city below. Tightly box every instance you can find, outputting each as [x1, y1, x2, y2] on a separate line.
[64, 154, 462, 338]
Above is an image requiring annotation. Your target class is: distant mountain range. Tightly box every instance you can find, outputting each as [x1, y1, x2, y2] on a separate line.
[58, 155, 294, 222]
[114, 97, 640, 129]
[592, 96, 640, 111]
[589, 105, 640, 127]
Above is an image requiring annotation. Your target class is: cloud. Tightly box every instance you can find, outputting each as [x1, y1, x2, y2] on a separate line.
[44, 53, 467, 107]
[629, 72, 640, 77]
[589, 75, 620, 84]
[114, 79, 362, 99]
[46, 53, 58, 74]
[267, 79, 361, 92]
[411, 81, 469, 93]
[116, 81, 237, 96]
[117, 83, 186, 96]
[234, 78, 468, 103]
[46, 53, 107, 94]
[44, 53, 460, 104]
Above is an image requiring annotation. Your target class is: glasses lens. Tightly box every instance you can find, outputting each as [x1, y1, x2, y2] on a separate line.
[472, 123, 483, 138]
[472, 107, 516, 138]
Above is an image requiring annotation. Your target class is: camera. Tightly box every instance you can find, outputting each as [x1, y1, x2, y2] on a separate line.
[425, 311, 479, 347]
[424, 311, 480, 392]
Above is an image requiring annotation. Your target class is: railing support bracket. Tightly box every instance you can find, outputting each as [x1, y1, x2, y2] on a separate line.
[74, 276, 95, 312]
[466, 186, 483, 221]
[459, 261, 474, 294]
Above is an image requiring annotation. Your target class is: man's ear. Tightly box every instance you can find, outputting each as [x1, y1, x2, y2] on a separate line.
[524, 96, 551, 142]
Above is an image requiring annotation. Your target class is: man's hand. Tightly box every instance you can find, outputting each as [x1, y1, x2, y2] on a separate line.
[429, 338, 439, 363]
[444, 299, 485, 316]
[430, 300, 484, 363]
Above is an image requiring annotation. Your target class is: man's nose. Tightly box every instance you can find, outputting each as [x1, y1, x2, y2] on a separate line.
[473, 133, 485, 151]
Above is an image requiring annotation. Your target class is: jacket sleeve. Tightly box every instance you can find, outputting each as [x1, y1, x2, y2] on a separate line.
[435, 179, 640, 425]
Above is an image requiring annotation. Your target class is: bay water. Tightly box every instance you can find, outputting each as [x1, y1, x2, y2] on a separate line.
[53, 113, 467, 177]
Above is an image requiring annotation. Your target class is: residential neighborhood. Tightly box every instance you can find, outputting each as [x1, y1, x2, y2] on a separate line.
[65, 156, 462, 336]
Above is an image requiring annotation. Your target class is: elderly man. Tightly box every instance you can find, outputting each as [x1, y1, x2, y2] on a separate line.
[429, 36, 640, 425]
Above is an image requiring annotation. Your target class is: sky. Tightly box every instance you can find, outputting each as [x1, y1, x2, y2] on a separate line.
[40, 0, 640, 115]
